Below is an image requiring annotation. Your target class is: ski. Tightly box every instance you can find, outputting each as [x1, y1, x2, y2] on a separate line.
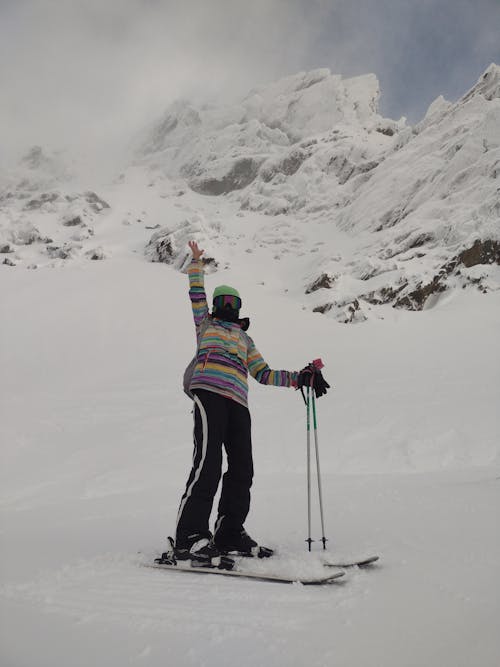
[144, 561, 345, 585]
[323, 555, 379, 568]
[226, 546, 379, 569]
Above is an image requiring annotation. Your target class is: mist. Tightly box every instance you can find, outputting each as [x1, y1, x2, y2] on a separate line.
[1, 0, 498, 175]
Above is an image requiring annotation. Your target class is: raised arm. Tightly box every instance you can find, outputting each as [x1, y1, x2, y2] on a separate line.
[187, 241, 208, 330]
[247, 338, 298, 388]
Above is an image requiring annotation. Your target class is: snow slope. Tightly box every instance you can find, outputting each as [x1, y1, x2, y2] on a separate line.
[1, 251, 499, 667]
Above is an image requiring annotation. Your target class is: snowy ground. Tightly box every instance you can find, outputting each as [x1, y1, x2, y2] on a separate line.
[1, 252, 499, 667]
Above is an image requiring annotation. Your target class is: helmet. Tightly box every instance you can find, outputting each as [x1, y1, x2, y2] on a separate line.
[213, 285, 240, 300]
[212, 285, 241, 311]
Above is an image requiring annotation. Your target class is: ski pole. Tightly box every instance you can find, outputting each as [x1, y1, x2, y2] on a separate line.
[311, 388, 327, 549]
[300, 359, 330, 551]
[306, 384, 314, 551]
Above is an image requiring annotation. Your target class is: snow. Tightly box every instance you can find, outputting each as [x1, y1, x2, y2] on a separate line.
[1, 64, 500, 667]
[1, 256, 499, 667]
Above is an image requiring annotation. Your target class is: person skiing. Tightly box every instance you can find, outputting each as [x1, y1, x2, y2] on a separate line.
[173, 240, 328, 564]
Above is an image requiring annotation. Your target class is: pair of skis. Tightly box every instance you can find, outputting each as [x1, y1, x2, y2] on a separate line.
[146, 551, 379, 585]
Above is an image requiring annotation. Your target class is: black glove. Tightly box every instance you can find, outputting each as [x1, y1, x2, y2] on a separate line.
[297, 365, 314, 389]
[297, 363, 331, 398]
[312, 370, 330, 398]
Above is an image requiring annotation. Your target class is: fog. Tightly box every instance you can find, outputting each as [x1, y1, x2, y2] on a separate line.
[0, 0, 498, 172]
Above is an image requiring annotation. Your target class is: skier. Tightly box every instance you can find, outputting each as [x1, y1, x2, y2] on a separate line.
[173, 240, 329, 564]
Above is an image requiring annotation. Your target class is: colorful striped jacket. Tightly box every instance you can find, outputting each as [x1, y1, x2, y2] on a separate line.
[188, 259, 298, 407]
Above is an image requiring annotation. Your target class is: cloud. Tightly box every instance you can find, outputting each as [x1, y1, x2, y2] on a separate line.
[0, 0, 497, 172]
[0, 0, 321, 165]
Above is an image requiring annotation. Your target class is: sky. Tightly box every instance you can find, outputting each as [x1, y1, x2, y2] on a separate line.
[0, 0, 498, 169]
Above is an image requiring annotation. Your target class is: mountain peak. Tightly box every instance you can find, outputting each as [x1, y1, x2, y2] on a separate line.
[460, 63, 500, 104]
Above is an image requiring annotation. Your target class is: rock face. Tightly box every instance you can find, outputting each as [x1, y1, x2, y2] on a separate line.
[144, 217, 219, 272]
[306, 273, 337, 294]
[299, 65, 500, 318]
[458, 239, 500, 268]
[136, 69, 391, 204]
[188, 157, 263, 195]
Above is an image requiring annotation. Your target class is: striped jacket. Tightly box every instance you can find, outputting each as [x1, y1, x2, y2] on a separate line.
[188, 259, 298, 407]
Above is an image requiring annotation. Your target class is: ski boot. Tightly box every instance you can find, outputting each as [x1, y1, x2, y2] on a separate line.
[214, 528, 274, 559]
[156, 536, 234, 570]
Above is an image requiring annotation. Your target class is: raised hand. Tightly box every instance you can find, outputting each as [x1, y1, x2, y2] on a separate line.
[188, 240, 205, 260]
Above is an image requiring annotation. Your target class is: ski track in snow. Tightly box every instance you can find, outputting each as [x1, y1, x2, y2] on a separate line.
[1, 553, 351, 632]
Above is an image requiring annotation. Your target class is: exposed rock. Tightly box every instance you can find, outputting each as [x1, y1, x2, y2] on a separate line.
[394, 275, 447, 310]
[343, 299, 367, 323]
[460, 64, 500, 104]
[313, 303, 333, 314]
[145, 225, 218, 271]
[9, 222, 41, 245]
[458, 239, 500, 267]
[313, 238, 499, 317]
[378, 232, 434, 259]
[376, 205, 411, 232]
[391, 239, 499, 310]
[406, 232, 434, 249]
[326, 155, 355, 184]
[46, 245, 71, 260]
[313, 298, 367, 323]
[0, 243, 13, 253]
[189, 157, 262, 195]
[148, 234, 173, 263]
[305, 273, 337, 293]
[260, 149, 308, 182]
[82, 191, 110, 212]
[376, 126, 395, 136]
[24, 192, 61, 210]
[3, 257, 16, 266]
[327, 155, 379, 185]
[362, 284, 406, 305]
[62, 215, 84, 227]
[86, 248, 105, 260]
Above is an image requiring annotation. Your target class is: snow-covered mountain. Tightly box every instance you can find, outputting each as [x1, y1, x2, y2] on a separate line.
[1, 65, 499, 322]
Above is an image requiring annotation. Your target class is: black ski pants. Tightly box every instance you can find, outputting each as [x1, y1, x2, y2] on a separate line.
[175, 389, 254, 545]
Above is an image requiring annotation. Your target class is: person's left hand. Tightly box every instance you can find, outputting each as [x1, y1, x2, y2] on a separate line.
[297, 365, 314, 388]
[297, 363, 331, 398]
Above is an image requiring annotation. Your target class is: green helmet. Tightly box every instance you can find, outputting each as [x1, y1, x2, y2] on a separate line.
[213, 285, 240, 300]
[212, 285, 241, 311]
